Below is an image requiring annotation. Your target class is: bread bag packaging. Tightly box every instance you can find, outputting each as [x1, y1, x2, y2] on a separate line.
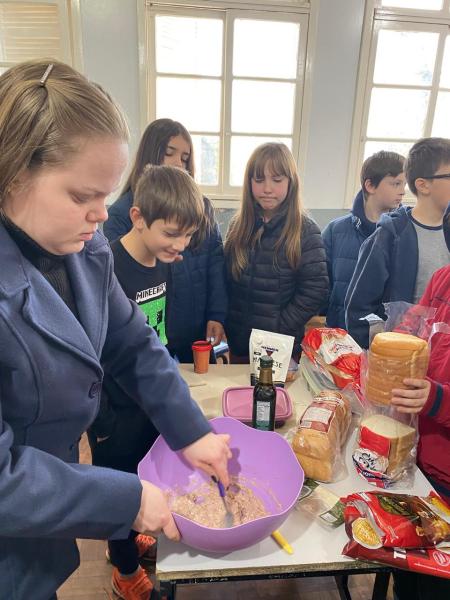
[364, 332, 430, 407]
[302, 328, 362, 389]
[292, 390, 351, 482]
[249, 329, 294, 387]
[352, 413, 417, 488]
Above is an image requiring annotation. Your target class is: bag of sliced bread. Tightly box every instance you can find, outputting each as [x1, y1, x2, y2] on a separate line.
[352, 412, 418, 488]
[292, 390, 351, 482]
[249, 329, 294, 387]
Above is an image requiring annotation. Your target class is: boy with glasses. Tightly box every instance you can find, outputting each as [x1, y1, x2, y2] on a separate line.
[345, 137, 450, 348]
[322, 151, 405, 329]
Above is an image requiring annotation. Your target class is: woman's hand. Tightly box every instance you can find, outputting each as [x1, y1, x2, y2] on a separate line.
[206, 321, 225, 346]
[391, 378, 431, 414]
[132, 481, 180, 541]
[182, 432, 231, 487]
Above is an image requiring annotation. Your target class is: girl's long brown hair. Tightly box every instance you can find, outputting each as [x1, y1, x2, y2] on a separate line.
[225, 143, 304, 281]
[122, 118, 213, 248]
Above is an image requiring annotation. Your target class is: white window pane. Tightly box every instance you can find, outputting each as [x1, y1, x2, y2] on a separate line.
[156, 77, 221, 132]
[155, 16, 222, 76]
[432, 92, 450, 137]
[440, 36, 450, 88]
[232, 80, 295, 135]
[367, 88, 429, 138]
[374, 30, 438, 86]
[381, 0, 442, 8]
[230, 136, 292, 187]
[191, 135, 219, 186]
[364, 141, 412, 161]
[233, 19, 299, 79]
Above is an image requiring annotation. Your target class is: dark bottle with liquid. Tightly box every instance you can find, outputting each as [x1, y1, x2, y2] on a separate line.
[252, 356, 276, 431]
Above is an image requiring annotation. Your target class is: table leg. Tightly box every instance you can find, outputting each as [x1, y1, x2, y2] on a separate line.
[335, 574, 352, 600]
[159, 580, 176, 600]
[372, 572, 390, 600]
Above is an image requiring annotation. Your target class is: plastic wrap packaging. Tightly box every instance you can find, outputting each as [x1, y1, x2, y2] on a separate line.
[302, 327, 362, 389]
[249, 329, 294, 387]
[295, 478, 344, 528]
[292, 390, 351, 483]
[342, 491, 450, 579]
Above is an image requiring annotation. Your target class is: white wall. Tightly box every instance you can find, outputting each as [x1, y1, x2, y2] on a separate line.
[78, 0, 366, 214]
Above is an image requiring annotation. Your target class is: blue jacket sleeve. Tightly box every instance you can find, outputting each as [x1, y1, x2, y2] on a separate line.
[101, 264, 212, 451]
[205, 223, 227, 325]
[345, 230, 390, 348]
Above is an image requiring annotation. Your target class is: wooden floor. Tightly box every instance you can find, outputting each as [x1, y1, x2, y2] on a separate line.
[57, 435, 393, 600]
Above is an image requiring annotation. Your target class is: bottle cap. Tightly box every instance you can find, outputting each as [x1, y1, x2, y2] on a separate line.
[260, 355, 273, 368]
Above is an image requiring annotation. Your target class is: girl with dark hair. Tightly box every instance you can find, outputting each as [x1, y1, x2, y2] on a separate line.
[104, 118, 227, 360]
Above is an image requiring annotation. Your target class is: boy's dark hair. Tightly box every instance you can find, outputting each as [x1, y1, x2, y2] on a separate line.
[360, 151, 405, 199]
[405, 137, 450, 196]
[134, 164, 205, 238]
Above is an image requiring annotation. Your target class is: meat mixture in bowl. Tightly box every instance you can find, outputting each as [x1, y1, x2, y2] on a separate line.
[169, 478, 269, 528]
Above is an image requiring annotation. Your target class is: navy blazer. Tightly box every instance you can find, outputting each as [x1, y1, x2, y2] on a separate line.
[345, 205, 450, 348]
[322, 190, 376, 328]
[104, 190, 227, 361]
[0, 223, 210, 599]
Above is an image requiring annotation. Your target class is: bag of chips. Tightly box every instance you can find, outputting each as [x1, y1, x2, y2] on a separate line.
[342, 493, 450, 579]
[341, 491, 450, 548]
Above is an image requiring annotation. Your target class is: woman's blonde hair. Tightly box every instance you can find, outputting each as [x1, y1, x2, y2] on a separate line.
[134, 165, 205, 236]
[225, 143, 304, 280]
[0, 60, 129, 206]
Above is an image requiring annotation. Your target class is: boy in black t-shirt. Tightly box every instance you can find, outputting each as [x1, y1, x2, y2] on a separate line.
[89, 165, 205, 599]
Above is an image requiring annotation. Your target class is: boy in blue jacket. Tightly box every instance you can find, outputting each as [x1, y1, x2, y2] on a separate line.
[345, 137, 450, 348]
[90, 164, 205, 599]
[322, 151, 405, 328]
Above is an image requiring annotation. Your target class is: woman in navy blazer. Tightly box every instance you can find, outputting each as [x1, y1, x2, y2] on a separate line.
[104, 118, 227, 361]
[0, 61, 230, 600]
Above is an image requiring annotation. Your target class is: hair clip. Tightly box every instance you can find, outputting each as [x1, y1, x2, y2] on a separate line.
[39, 64, 54, 87]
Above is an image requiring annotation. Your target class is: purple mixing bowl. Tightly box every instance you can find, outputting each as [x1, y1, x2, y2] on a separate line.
[138, 416, 304, 553]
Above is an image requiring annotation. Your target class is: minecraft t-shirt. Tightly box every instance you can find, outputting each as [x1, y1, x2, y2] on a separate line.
[111, 239, 169, 345]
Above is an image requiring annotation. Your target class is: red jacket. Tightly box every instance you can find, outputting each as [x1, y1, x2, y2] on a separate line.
[416, 266, 450, 500]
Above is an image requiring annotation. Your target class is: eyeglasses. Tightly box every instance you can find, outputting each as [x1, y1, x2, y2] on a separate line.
[420, 173, 450, 180]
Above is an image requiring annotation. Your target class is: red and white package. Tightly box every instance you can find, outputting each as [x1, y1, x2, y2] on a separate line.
[302, 328, 362, 389]
[342, 495, 450, 579]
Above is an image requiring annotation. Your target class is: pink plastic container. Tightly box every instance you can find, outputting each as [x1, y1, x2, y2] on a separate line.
[222, 386, 293, 427]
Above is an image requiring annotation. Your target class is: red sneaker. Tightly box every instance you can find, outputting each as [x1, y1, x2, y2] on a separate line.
[135, 534, 157, 562]
[111, 566, 152, 600]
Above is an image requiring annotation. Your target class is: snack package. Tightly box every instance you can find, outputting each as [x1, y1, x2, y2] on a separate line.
[295, 478, 344, 528]
[249, 329, 294, 387]
[342, 491, 450, 579]
[341, 491, 450, 548]
[301, 328, 362, 389]
[352, 409, 418, 488]
[292, 390, 351, 482]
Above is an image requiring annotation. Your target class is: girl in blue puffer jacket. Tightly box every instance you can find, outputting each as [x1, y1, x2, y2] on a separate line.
[104, 118, 227, 361]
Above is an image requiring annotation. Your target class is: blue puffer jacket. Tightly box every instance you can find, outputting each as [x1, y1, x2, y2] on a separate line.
[103, 191, 227, 361]
[345, 205, 450, 348]
[322, 190, 376, 328]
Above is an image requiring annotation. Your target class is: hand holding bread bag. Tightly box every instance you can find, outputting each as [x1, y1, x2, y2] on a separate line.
[365, 332, 430, 406]
[292, 391, 351, 482]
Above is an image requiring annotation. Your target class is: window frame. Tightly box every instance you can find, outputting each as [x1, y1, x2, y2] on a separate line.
[345, 0, 450, 207]
[138, 0, 312, 203]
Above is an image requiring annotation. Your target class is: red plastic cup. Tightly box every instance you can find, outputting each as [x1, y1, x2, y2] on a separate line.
[192, 340, 212, 374]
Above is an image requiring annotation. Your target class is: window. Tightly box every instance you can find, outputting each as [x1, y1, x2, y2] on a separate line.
[0, 0, 77, 74]
[142, 2, 310, 199]
[346, 0, 450, 204]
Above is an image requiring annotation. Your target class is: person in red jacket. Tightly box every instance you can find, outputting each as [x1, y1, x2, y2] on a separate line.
[391, 264, 450, 501]
[390, 263, 450, 600]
